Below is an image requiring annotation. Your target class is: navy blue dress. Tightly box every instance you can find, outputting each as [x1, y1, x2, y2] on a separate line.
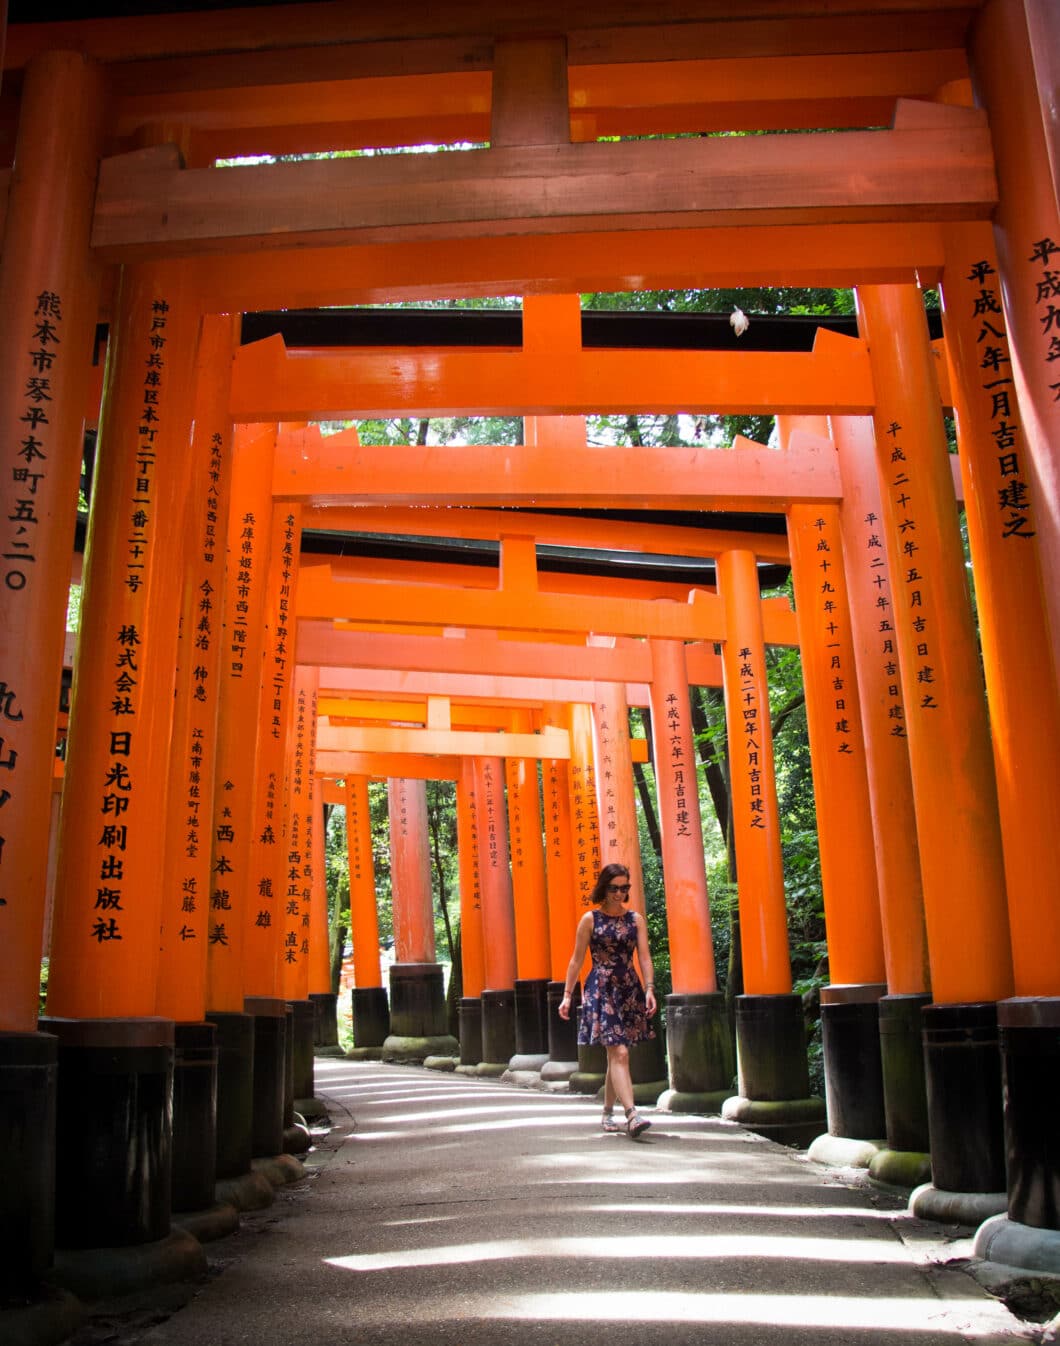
[577, 909, 655, 1047]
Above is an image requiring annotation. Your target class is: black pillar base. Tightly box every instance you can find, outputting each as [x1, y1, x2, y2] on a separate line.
[283, 1006, 295, 1128]
[999, 996, 1060, 1230]
[514, 978, 550, 1057]
[172, 1022, 217, 1214]
[289, 999, 317, 1103]
[382, 964, 458, 1062]
[546, 980, 579, 1063]
[458, 996, 483, 1066]
[244, 998, 287, 1160]
[351, 985, 390, 1049]
[0, 1030, 56, 1292]
[923, 1001, 1005, 1193]
[205, 1011, 254, 1180]
[658, 992, 734, 1112]
[878, 993, 932, 1153]
[820, 983, 887, 1140]
[309, 992, 339, 1048]
[480, 988, 516, 1067]
[41, 1017, 173, 1249]
[734, 993, 811, 1099]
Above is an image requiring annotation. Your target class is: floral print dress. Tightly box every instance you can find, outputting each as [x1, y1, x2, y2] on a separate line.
[577, 908, 655, 1047]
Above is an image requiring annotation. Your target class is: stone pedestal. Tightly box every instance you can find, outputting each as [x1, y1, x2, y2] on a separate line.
[205, 1010, 254, 1180]
[351, 985, 390, 1052]
[999, 996, 1060, 1231]
[923, 1001, 1005, 1193]
[244, 997, 287, 1159]
[657, 992, 734, 1113]
[171, 1022, 217, 1213]
[820, 983, 887, 1140]
[42, 1017, 173, 1249]
[382, 963, 458, 1062]
[479, 988, 516, 1075]
[541, 981, 579, 1086]
[309, 991, 339, 1048]
[723, 993, 825, 1146]
[458, 996, 483, 1066]
[0, 1029, 56, 1291]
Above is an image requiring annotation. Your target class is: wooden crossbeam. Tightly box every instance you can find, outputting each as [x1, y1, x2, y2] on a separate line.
[92, 119, 994, 261]
[317, 722, 570, 760]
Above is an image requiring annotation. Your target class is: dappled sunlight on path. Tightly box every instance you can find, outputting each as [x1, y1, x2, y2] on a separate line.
[139, 1059, 1031, 1346]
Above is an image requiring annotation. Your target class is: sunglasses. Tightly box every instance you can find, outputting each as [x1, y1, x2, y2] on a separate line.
[607, 883, 631, 893]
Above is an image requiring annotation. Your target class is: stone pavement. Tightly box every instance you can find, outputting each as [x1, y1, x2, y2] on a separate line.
[119, 1058, 1045, 1346]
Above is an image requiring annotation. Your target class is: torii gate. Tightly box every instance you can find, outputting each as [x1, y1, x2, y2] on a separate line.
[0, 0, 1058, 1307]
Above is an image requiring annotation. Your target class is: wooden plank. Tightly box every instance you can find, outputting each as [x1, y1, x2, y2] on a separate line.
[316, 722, 571, 760]
[91, 124, 996, 260]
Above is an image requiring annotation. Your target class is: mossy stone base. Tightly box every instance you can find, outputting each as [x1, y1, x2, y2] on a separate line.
[807, 1133, 884, 1169]
[283, 1123, 310, 1155]
[52, 1228, 206, 1302]
[171, 1201, 240, 1244]
[502, 1069, 543, 1088]
[474, 1061, 509, 1078]
[381, 1033, 459, 1063]
[568, 1070, 605, 1095]
[346, 1045, 384, 1061]
[293, 1096, 330, 1121]
[454, 1063, 479, 1077]
[252, 1153, 304, 1187]
[722, 1094, 827, 1147]
[424, 1055, 457, 1072]
[2, 1285, 84, 1346]
[314, 1044, 346, 1058]
[214, 1168, 274, 1212]
[868, 1148, 932, 1189]
[540, 1059, 578, 1083]
[975, 1214, 1060, 1274]
[910, 1182, 1008, 1225]
[655, 1087, 731, 1115]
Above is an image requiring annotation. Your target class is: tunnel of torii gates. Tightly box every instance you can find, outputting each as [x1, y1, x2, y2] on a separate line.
[0, 0, 1058, 1305]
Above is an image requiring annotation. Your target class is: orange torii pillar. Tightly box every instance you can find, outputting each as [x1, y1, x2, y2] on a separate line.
[155, 314, 237, 1217]
[205, 422, 278, 1182]
[594, 679, 667, 1100]
[455, 759, 485, 1066]
[472, 755, 518, 1075]
[781, 416, 890, 1148]
[505, 719, 551, 1070]
[344, 775, 389, 1054]
[858, 283, 1014, 1200]
[283, 663, 319, 1120]
[0, 51, 104, 1292]
[242, 503, 302, 1158]
[540, 719, 581, 1079]
[717, 549, 826, 1145]
[43, 263, 201, 1252]
[940, 223, 1060, 1249]
[566, 702, 606, 1093]
[647, 642, 733, 1113]
[383, 776, 457, 1061]
[968, 0, 1060, 678]
[307, 766, 336, 1050]
[833, 415, 933, 1171]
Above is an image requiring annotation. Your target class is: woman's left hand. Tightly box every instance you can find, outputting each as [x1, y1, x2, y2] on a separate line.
[645, 988, 657, 1016]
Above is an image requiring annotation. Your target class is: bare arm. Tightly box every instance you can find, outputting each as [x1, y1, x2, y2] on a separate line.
[558, 911, 594, 1020]
[634, 911, 658, 1016]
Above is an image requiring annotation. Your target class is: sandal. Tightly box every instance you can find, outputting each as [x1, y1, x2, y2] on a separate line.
[601, 1112, 622, 1133]
[626, 1109, 651, 1139]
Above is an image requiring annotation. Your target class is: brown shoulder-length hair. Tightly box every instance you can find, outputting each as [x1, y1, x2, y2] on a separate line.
[589, 863, 630, 905]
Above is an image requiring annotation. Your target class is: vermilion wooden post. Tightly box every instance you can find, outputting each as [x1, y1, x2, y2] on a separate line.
[473, 754, 517, 1072]
[968, 0, 1060, 674]
[384, 776, 455, 1061]
[456, 759, 485, 1065]
[858, 282, 1013, 1196]
[717, 548, 821, 1143]
[780, 415, 888, 1144]
[832, 414, 932, 1160]
[940, 219, 1060, 1237]
[540, 708, 580, 1078]
[44, 259, 201, 1249]
[648, 638, 733, 1112]
[205, 421, 276, 1179]
[155, 313, 236, 1214]
[0, 49, 104, 1292]
[591, 682, 645, 917]
[307, 757, 336, 1050]
[505, 712, 551, 1066]
[344, 774, 389, 1054]
[283, 664, 317, 1111]
[566, 702, 601, 912]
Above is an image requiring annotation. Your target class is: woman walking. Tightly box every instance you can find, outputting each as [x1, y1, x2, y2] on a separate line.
[558, 862, 657, 1137]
